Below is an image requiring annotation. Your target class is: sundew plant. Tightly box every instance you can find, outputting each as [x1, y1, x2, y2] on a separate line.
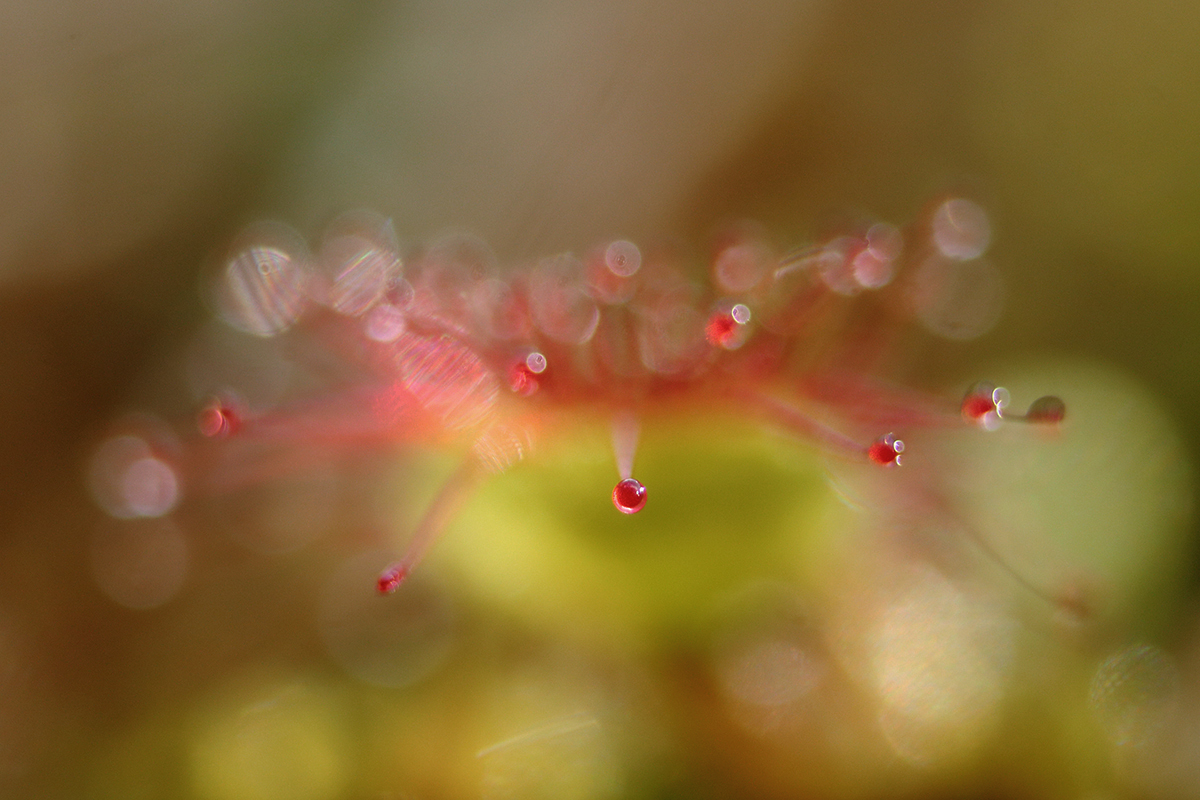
[5, 2, 1198, 799]
[87, 197, 1190, 798]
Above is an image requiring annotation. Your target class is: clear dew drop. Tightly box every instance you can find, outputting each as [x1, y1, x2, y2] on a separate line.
[931, 198, 991, 261]
[612, 478, 647, 514]
[604, 239, 642, 278]
[88, 435, 181, 519]
[525, 351, 547, 374]
[215, 245, 309, 337]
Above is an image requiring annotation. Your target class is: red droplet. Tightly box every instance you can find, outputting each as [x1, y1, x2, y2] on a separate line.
[1025, 395, 1066, 424]
[377, 564, 408, 594]
[612, 478, 647, 514]
[867, 433, 904, 466]
[197, 400, 240, 438]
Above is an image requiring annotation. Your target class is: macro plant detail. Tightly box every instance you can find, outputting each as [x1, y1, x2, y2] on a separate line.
[88, 197, 1070, 614]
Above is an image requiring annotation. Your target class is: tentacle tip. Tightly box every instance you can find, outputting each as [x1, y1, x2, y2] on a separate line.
[376, 565, 408, 595]
[197, 398, 241, 438]
[868, 434, 904, 466]
[961, 381, 1007, 430]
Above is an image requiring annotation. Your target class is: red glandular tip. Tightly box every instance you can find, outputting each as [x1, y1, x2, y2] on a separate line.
[612, 478, 647, 514]
[961, 393, 997, 422]
[508, 363, 540, 396]
[507, 352, 547, 396]
[961, 382, 1009, 430]
[197, 400, 240, 438]
[705, 304, 751, 349]
[867, 434, 904, 466]
[377, 564, 409, 595]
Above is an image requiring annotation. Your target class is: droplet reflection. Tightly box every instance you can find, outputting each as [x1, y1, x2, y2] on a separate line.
[90, 518, 189, 609]
[88, 434, 179, 519]
[931, 198, 991, 261]
[870, 566, 1015, 766]
[479, 711, 619, 800]
[604, 239, 642, 278]
[909, 255, 1004, 341]
[393, 332, 500, 430]
[716, 638, 822, 715]
[189, 679, 350, 800]
[216, 246, 309, 337]
[1089, 643, 1180, 748]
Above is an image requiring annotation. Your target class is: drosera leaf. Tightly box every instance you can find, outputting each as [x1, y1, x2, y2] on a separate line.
[438, 415, 834, 646]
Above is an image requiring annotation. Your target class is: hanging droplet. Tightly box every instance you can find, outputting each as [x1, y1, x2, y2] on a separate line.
[868, 433, 904, 466]
[1024, 395, 1066, 424]
[612, 478, 648, 514]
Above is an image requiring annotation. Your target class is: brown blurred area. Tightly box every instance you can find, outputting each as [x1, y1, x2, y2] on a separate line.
[1, 1, 1199, 797]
